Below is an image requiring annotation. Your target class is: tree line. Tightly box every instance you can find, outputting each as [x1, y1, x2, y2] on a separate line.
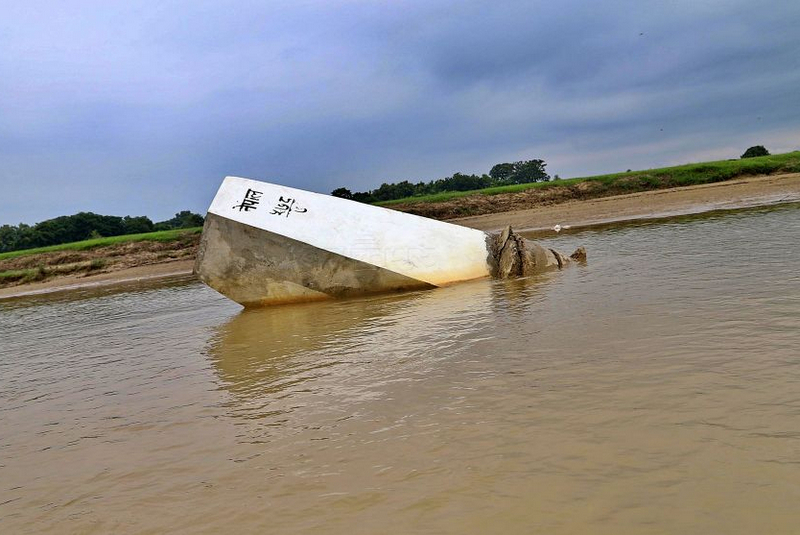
[330, 145, 777, 203]
[331, 159, 552, 203]
[0, 211, 204, 253]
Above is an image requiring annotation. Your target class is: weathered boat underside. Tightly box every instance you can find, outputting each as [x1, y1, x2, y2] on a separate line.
[196, 213, 436, 307]
[194, 176, 585, 307]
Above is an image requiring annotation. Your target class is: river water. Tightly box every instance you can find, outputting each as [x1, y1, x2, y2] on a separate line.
[1, 204, 799, 534]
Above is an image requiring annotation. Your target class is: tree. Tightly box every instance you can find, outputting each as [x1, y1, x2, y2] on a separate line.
[0, 224, 19, 253]
[741, 145, 769, 158]
[444, 173, 488, 191]
[489, 159, 550, 184]
[508, 159, 549, 184]
[371, 181, 416, 201]
[0, 211, 199, 254]
[327, 155, 551, 204]
[489, 163, 515, 182]
[154, 211, 204, 230]
[30, 212, 127, 246]
[331, 187, 354, 200]
[122, 216, 154, 234]
[352, 191, 375, 203]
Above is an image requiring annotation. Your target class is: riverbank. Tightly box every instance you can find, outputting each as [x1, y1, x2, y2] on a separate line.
[0, 234, 199, 299]
[0, 260, 196, 300]
[2, 172, 799, 300]
[379, 150, 800, 214]
[453, 171, 800, 233]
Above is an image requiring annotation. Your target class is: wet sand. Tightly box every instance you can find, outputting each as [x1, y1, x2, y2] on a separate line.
[2, 172, 799, 300]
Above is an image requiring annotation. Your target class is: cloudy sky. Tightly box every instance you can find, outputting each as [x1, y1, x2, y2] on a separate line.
[2, 0, 799, 224]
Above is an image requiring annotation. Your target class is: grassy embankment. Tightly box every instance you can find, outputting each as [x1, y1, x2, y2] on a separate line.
[378, 151, 800, 218]
[0, 228, 201, 286]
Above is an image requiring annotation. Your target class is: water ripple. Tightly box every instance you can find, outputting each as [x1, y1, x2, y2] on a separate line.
[1, 204, 800, 534]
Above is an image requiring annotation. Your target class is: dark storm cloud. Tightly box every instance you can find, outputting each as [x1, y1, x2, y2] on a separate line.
[1, 0, 799, 224]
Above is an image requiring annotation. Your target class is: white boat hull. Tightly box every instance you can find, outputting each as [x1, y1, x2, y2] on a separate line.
[195, 177, 494, 307]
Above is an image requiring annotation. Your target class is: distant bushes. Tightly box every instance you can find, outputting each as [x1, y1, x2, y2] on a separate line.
[332, 159, 550, 203]
[0, 210, 204, 253]
[741, 145, 770, 158]
[153, 210, 205, 231]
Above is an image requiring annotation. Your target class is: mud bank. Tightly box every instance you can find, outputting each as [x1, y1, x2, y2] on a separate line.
[452, 173, 800, 233]
[0, 236, 198, 299]
[0, 260, 195, 300]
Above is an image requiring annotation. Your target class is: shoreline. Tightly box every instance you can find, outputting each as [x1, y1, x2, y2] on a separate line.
[452, 172, 800, 232]
[0, 260, 196, 301]
[2, 173, 799, 301]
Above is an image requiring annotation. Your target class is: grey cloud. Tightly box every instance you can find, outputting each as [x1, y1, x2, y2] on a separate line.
[1, 0, 799, 224]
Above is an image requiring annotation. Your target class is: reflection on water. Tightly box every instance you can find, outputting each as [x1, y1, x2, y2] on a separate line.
[208, 277, 556, 429]
[1, 204, 800, 534]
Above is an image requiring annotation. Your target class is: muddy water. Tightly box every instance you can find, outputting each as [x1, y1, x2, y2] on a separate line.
[1, 204, 799, 534]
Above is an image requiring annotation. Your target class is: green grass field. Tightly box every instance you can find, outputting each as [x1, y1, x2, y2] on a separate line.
[376, 151, 800, 207]
[0, 227, 202, 261]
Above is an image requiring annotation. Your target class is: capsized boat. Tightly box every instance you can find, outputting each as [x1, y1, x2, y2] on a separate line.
[194, 176, 585, 307]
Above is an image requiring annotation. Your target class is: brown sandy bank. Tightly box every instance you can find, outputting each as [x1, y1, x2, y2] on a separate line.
[2, 172, 799, 300]
[0, 260, 196, 300]
[0, 237, 198, 299]
[451, 172, 800, 233]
